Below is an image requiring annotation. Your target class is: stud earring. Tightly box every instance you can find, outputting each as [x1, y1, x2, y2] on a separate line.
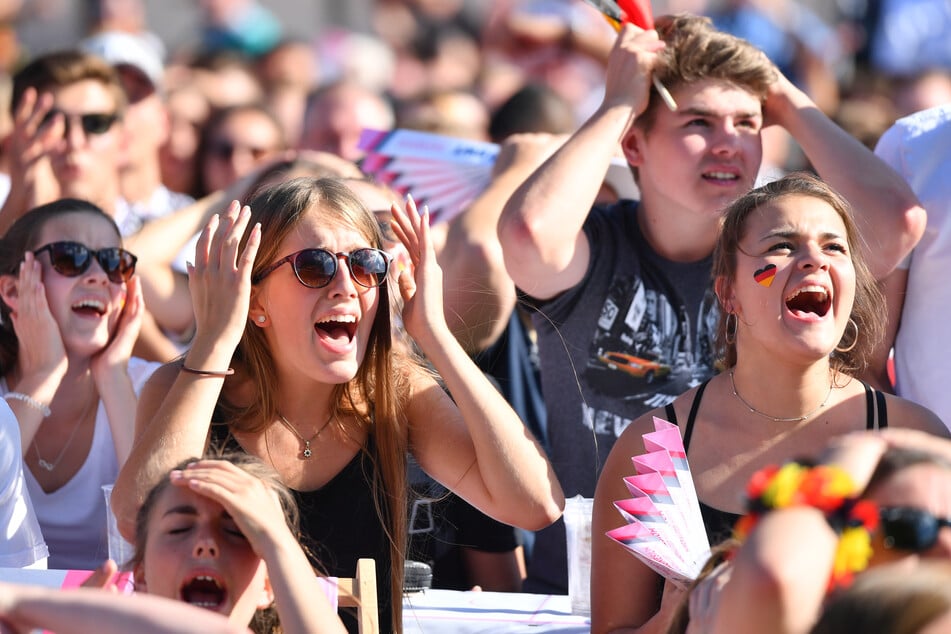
[256, 315, 266, 323]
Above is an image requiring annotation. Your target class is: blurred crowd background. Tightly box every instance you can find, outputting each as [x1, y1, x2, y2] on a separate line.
[1, 0, 948, 171]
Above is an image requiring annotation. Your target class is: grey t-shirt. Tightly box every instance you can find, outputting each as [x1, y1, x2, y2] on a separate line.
[523, 200, 718, 593]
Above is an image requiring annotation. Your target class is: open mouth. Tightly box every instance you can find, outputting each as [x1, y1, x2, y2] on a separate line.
[701, 171, 740, 184]
[180, 574, 227, 610]
[314, 314, 358, 344]
[71, 299, 107, 317]
[785, 285, 831, 318]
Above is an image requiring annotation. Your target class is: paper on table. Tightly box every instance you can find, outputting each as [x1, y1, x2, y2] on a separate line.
[608, 417, 710, 582]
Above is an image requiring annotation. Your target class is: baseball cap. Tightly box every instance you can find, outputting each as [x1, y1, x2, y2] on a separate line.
[79, 31, 165, 96]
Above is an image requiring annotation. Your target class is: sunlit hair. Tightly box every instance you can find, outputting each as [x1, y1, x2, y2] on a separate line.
[130, 453, 298, 634]
[635, 13, 776, 135]
[0, 198, 121, 374]
[864, 447, 951, 496]
[11, 50, 127, 116]
[223, 176, 413, 626]
[712, 172, 885, 374]
[812, 561, 951, 634]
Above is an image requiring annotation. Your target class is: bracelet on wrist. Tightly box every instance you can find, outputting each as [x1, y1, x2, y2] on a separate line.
[734, 462, 879, 590]
[3, 392, 52, 417]
[180, 365, 235, 378]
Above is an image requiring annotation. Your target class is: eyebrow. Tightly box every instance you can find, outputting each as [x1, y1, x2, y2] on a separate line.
[757, 229, 845, 242]
[161, 505, 234, 521]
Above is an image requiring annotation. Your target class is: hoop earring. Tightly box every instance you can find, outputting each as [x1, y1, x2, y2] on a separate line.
[724, 312, 737, 346]
[835, 318, 859, 353]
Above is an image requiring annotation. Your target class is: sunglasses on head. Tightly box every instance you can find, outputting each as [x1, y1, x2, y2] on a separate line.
[880, 506, 951, 552]
[41, 109, 120, 136]
[253, 247, 391, 289]
[34, 241, 137, 285]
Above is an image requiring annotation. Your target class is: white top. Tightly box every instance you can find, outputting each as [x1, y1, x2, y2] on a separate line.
[0, 399, 49, 568]
[3, 357, 161, 570]
[875, 104, 951, 428]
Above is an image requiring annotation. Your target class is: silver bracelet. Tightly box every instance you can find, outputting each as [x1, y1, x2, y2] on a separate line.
[3, 392, 52, 417]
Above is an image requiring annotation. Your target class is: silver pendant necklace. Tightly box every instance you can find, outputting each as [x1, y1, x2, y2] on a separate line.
[729, 369, 833, 423]
[276, 413, 332, 459]
[33, 397, 96, 471]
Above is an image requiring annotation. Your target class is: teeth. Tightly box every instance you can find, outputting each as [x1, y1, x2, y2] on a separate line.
[317, 315, 356, 324]
[73, 299, 106, 311]
[705, 172, 738, 180]
[786, 286, 828, 301]
[195, 575, 221, 586]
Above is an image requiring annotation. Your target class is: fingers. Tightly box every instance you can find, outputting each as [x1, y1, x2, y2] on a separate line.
[82, 559, 119, 589]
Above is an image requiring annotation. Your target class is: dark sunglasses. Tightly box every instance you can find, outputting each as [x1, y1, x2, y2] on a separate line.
[34, 241, 137, 284]
[880, 506, 951, 552]
[253, 247, 391, 289]
[41, 109, 120, 136]
[207, 140, 272, 162]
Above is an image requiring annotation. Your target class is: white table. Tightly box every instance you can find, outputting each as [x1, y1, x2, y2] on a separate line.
[402, 589, 590, 633]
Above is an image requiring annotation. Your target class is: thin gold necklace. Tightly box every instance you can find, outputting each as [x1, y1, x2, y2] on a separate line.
[729, 369, 833, 423]
[33, 395, 96, 472]
[276, 413, 332, 459]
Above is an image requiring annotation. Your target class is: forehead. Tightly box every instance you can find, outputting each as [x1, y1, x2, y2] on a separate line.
[213, 110, 281, 141]
[34, 212, 121, 249]
[281, 205, 373, 252]
[51, 79, 119, 113]
[665, 78, 762, 119]
[150, 482, 223, 521]
[742, 195, 847, 240]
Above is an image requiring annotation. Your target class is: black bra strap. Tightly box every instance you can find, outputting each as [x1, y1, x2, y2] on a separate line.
[876, 389, 888, 429]
[683, 379, 712, 453]
[664, 403, 678, 425]
[864, 381, 875, 430]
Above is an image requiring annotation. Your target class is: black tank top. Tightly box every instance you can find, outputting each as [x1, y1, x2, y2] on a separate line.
[663, 379, 889, 544]
[210, 423, 393, 634]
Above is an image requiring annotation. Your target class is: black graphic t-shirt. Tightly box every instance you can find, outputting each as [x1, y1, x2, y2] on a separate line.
[523, 200, 717, 593]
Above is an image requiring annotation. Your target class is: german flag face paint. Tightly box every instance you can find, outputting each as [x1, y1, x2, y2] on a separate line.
[754, 264, 777, 287]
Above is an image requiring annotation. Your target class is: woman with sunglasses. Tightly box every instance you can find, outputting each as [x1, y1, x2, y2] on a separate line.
[591, 173, 949, 634]
[112, 177, 564, 633]
[704, 429, 951, 634]
[0, 198, 159, 570]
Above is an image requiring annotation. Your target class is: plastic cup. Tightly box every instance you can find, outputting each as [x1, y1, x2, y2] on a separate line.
[102, 484, 135, 569]
[564, 495, 593, 617]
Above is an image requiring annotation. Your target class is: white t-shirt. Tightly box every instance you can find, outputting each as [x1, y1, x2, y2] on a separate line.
[0, 399, 49, 568]
[5, 357, 161, 570]
[875, 104, 951, 428]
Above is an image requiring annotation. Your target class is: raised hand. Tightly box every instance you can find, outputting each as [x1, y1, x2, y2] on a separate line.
[169, 460, 291, 558]
[8, 252, 68, 385]
[91, 275, 144, 386]
[388, 195, 448, 347]
[186, 201, 260, 359]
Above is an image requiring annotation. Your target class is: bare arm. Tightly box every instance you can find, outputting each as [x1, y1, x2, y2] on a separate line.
[112, 204, 260, 539]
[591, 409, 680, 633]
[764, 71, 926, 280]
[392, 198, 564, 530]
[859, 267, 906, 392]
[439, 134, 562, 352]
[0, 583, 250, 634]
[497, 25, 663, 300]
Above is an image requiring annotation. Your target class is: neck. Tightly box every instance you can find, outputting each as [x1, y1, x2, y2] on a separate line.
[121, 159, 163, 204]
[274, 372, 338, 425]
[730, 355, 834, 421]
[636, 191, 719, 262]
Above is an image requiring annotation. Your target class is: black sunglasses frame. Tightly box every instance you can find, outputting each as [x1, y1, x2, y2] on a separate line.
[253, 247, 391, 289]
[880, 506, 951, 552]
[41, 109, 120, 137]
[34, 241, 137, 284]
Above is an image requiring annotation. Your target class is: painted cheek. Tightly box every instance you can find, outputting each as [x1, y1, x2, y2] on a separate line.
[753, 263, 777, 287]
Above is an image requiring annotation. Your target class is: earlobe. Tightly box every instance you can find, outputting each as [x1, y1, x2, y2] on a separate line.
[248, 288, 267, 327]
[714, 276, 734, 312]
[256, 574, 275, 610]
[620, 127, 646, 167]
[133, 564, 147, 593]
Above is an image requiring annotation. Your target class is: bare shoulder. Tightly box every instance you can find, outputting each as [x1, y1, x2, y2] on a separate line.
[883, 392, 950, 438]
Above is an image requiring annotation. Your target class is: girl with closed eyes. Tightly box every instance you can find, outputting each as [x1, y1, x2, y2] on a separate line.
[0, 198, 160, 570]
[112, 177, 564, 633]
[591, 173, 948, 634]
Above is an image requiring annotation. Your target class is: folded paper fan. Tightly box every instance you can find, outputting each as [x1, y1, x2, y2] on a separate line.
[358, 128, 639, 225]
[607, 417, 711, 582]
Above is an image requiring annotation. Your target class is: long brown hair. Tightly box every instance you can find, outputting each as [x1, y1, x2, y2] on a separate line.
[712, 172, 884, 374]
[224, 177, 414, 627]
